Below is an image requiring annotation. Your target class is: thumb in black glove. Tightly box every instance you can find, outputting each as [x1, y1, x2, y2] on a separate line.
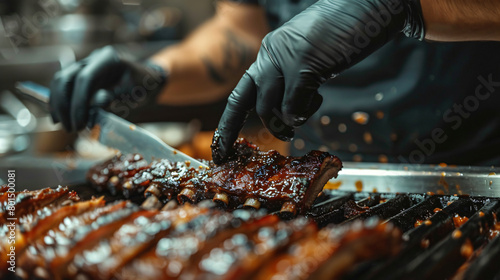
[212, 0, 424, 164]
[49, 46, 168, 132]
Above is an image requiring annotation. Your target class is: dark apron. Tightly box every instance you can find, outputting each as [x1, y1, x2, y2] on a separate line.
[235, 0, 500, 165]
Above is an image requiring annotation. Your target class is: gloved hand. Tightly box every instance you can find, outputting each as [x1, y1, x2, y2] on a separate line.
[50, 46, 168, 131]
[211, 0, 424, 164]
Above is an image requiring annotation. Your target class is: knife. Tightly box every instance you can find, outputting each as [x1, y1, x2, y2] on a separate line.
[15, 81, 209, 168]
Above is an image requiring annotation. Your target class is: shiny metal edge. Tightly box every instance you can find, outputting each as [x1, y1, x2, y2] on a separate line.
[328, 162, 500, 197]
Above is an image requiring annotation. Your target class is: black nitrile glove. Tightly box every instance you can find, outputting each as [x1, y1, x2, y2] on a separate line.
[50, 46, 168, 131]
[211, 0, 424, 164]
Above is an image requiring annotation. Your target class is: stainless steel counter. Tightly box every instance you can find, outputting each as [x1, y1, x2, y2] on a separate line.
[333, 162, 500, 197]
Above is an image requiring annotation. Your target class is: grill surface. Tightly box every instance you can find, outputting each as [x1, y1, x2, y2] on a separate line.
[305, 189, 500, 280]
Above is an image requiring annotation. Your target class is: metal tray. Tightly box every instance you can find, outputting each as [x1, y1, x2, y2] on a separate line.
[330, 162, 500, 197]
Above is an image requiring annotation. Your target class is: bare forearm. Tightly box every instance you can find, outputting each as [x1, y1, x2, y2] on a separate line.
[421, 0, 500, 41]
[151, 2, 268, 105]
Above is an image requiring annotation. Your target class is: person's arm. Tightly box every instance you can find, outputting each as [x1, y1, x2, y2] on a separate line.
[151, 1, 269, 105]
[421, 0, 500, 41]
[49, 1, 268, 131]
[211, 0, 425, 163]
[210, 0, 500, 164]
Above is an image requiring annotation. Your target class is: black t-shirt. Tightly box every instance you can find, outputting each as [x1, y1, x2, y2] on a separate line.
[230, 0, 500, 165]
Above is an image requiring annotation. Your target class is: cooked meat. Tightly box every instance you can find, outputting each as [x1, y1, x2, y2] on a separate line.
[87, 138, 343, 215]
[115, 208, 268, 280]
[0, 195, 103, 273]
[0, 186, 80, 224]
[87, 153, 150, 196]
[66, 204, 212, 280]
[255, 221, 401, 280]
[204, 139, 343, 215]
[17, 200, 132, 277]
[306, 221, 401, 280]
[0, 187, 402, 280]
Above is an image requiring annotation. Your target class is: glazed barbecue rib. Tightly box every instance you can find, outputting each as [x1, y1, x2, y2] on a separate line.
[63, 204, 210, 280]
[254, 221, 401, 280]
[114, 209, 271, 280]
[0, 196, 103, 274]
[1, 187, 402, 280]
[17, 200, 132, 277]
[0, 186, 79, 224]
[87, 138, 343, 215]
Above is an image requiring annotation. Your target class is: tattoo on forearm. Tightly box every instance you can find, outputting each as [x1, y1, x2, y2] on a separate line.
[202, 29, 253, 84]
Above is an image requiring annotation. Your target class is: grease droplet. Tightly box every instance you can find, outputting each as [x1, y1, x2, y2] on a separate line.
[363, 132, 373, 144]
[378, 154, 388, 163]
[355, 180, 363, 192]
[338, 123, 347, 133]
[348, 144, 358, 152]
[352, 112, 369, 125]
[320, 116, 331, 126]
[294, 139, 305, 150]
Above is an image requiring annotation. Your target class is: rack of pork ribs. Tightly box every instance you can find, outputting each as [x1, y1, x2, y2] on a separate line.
[87, 138, 344, 216]
[1, 186, 403, 280]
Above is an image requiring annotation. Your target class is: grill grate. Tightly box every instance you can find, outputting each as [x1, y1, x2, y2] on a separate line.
[305, 190, 500, 280]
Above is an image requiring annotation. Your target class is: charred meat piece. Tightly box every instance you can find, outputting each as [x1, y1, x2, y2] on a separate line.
[17, 200, 132, 277]
[87, 154, 207, 201]
[204, 139, 343, 214]
[0, 196, 104, 273]
[255, 219, 401, 280]
[5, 197, 210, 279]
[118, 214, 399, 280]
[49, 207, 157, 280]
[115, 208, 267, 280]
[87, 138, 343, 215]
[183, 216, 315, 280]
[87, 153, 150, 196]
[0, 186, 80, 224]
[60, 204, 207, 280]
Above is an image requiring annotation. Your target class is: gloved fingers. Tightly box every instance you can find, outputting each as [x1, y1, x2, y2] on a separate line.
[304, 92, 323, 123]
[49, 61, 85, 131]
[212, 71, 257, 164]
[254, 63, 294, 141]
[71, 54, 125, 131]
[281, 71, 323, 127]
[257, 86, 295, 141]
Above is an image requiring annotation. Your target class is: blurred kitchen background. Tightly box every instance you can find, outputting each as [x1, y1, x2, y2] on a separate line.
[0, 0, 228, 187]
[0, 0, 215, 83]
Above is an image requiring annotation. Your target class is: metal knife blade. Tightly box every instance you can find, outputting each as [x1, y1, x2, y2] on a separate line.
[91, 107, 208, 167]
[16, 81, 208, 168]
